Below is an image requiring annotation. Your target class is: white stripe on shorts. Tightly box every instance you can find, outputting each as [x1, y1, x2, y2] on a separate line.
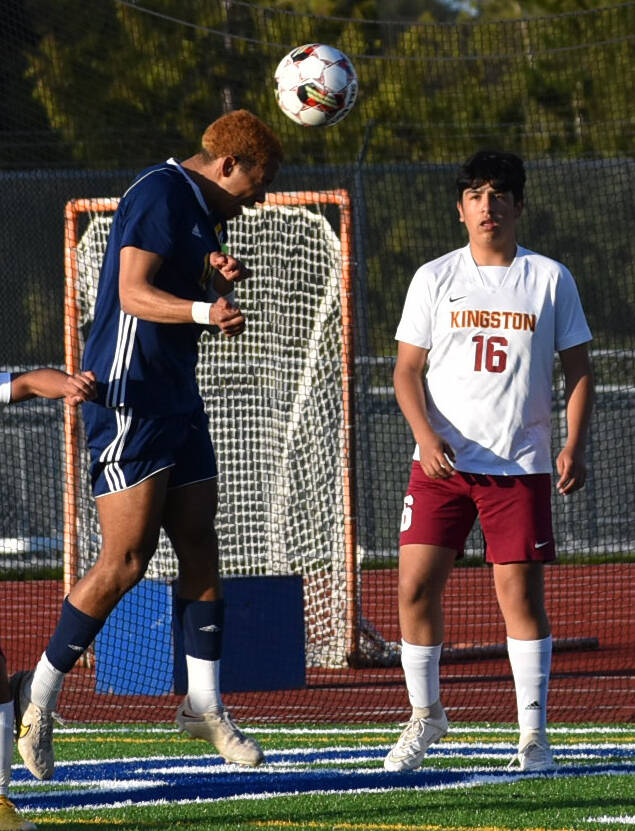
[99, 407, 132, 492]
[104, 459, 126, 492]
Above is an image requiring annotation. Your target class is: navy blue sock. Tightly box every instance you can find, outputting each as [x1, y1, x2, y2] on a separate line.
[176, 597, 224, 661]
[45, 597, 105, 673]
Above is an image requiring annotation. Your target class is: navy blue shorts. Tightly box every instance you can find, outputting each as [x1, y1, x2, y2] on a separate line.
[82, 402, 217, 497]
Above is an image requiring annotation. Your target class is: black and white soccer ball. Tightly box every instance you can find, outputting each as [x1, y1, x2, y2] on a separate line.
[274, 43, 358, 127]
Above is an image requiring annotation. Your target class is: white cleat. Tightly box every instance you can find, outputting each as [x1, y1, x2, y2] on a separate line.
[176, 699, 264, 767]
[384, 702, 448, 771]
[10, 671, 55, 781]
[508, 731, 557, 772]
[0, 794, 37, 830]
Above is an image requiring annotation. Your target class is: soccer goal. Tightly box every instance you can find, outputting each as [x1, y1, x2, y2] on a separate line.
[63, 191, 357, 669]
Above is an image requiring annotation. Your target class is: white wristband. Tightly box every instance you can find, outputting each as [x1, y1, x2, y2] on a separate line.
[192, 301, 212, 325]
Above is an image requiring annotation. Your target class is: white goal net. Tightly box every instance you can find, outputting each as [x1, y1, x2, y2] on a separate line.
[64, 192, 356, 668]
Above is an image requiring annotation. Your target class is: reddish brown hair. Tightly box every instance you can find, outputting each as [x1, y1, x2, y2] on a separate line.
[201, 109, 283, 170]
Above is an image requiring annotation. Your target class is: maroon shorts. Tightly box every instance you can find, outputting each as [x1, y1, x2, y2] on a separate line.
[399, 463, 556, 563]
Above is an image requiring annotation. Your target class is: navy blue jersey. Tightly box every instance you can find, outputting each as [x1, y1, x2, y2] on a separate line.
[82, 158, 227, 416]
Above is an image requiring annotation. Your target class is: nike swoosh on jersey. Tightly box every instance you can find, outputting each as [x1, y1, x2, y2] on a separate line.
[534, 540, 551, 549]
[449, 296, 466, 303]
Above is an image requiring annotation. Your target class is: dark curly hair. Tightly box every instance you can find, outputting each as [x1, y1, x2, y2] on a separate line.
[456, 150, 526, 204]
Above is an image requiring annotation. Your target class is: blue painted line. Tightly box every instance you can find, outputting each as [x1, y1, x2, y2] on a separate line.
[10, 742, 635, 786]
[12, 758, 635, 812]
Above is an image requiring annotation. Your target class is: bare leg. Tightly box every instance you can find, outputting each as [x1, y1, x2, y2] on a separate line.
[399, 544, 456, 645]
[384, 544, 455, 771]
[399, 543, 455, 706]
[164, 478, 222, 710]
[69, 469, 171, 619]
[165, 479, 264, 765]
[494, 561, 554, 765]
[17, 469, 171, 781]
[162, 478, 220, 600]
[493, 561, 550, 639]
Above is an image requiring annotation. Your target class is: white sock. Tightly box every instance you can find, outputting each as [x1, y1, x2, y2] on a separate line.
[0, 700, 12, 796]
[185, 656, 222, 714]
[507, 635, 552, 737]
[401, 639, 442, 709]
[30, 652, 65, 711]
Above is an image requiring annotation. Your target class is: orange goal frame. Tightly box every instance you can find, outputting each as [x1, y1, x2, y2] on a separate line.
[63, 190, 359, 661]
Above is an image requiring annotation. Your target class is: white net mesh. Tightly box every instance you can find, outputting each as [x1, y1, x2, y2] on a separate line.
[70, 197, 351, 667]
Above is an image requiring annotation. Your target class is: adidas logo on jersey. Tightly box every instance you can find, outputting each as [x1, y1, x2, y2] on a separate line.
[192, 223, 202, 238]
[525, 700, 542, 710]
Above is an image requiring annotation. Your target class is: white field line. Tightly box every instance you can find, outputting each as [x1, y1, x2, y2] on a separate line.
[54, 724, 635, 735]
[14, 778, 164, 791]
[20, 780, 166, 798]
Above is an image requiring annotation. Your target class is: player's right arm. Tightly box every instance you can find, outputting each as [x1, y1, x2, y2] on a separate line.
[10, 369, 97, 405]
[118, 246, 245, 336]
[394, 341, 455, 479]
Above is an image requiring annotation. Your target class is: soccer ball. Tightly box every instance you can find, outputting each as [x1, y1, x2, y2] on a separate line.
[274, 43, 358, 127]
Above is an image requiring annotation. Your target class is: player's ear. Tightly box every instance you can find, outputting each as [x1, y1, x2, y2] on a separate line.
[457, 200, 465, 222]
[221, 155, 239, 177]
[514, 198, 524, 219]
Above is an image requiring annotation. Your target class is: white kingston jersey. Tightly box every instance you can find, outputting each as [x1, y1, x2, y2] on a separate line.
[395, 244, 592, 475]
[0, 372, 11, 406]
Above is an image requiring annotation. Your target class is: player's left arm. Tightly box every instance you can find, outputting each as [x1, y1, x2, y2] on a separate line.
[11, 369, 97, 406]
[556, 342, 594, 495]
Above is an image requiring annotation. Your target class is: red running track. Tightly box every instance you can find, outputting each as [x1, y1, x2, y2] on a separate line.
[1, 564, 632, 724]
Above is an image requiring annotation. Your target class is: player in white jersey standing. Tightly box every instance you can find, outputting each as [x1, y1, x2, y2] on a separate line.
[0, 368, 95, 831]
[384, 150, 594, 773]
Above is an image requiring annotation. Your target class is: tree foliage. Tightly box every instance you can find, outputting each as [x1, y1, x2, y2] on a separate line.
[7, 0, 632, 169]
[1, 0, 632, 362]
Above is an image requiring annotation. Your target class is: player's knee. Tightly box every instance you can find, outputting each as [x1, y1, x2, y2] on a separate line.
[513, 595, 548, 625]
[497, 581, 548, 632]
[498, 574, 543, 610]
[93, 547, 151, 597]
[121, 549, 151, 586]
[398, 576, 440, 613]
